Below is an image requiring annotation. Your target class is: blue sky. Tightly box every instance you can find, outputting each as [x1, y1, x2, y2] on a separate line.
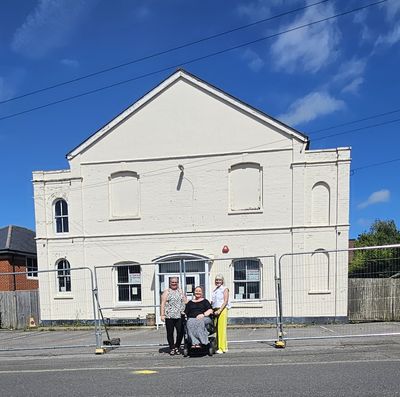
[0, 0, 399, 238]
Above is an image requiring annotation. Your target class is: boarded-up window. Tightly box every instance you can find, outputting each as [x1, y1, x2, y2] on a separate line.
[311, 182, 330, 224]
[229, 163, 262, 211]
[109, 171, 140, 218]
[307, 250, 329, 292]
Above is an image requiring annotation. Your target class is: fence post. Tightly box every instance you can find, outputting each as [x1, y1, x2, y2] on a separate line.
[88, 268, 104, 354]
[274, 254, 285, 348]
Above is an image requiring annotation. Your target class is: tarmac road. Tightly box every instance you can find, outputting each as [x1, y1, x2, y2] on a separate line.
[0, 337, 399, 396]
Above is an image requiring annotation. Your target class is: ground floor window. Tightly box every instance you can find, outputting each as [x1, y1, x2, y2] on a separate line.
[117, 264, 142, 302]
[27, 257, 38, 278]
[57, 259, 71, 292]
[233, 259, 261, 300]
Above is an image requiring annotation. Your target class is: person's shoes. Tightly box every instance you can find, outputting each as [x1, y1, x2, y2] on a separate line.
[174, 348, 181, 355]
[215, 349, 223, 354]
[169, 349, 176, 356]
[224, 349, 228, 353]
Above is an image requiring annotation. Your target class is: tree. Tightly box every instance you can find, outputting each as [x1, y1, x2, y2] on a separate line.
[349, 220, 400, 278]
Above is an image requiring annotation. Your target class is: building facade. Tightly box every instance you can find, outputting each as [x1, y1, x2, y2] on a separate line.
[33, 70, 350, 325]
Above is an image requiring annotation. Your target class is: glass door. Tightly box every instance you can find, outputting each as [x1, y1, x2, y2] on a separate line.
[184, 274, 200, 300]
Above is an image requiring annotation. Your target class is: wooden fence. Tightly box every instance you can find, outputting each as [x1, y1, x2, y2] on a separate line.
[348, 278, 400, 321]
[0, 291, 40, 329]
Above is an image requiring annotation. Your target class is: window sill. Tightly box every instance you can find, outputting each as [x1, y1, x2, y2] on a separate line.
[228, 209, 263, 215]
[53, 294, 74, 300]
[109, 216, 141, 221]
[232, 300, 264, 308]
[112, 304, 143, 311]
[308, 290, 331, 295]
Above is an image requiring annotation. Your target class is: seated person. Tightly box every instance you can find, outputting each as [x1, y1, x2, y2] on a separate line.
[185, 286, 214, 347]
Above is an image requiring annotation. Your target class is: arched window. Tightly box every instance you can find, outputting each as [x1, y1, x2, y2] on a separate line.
[109, 171, 140, 218]
[307, 249, 329, 292]
[311, 182, 330, 225]
[115, 263, 142, 302]
[54, 199, 69, 233]
[57, 259, 71, 293]
[229, 163, 262, 212]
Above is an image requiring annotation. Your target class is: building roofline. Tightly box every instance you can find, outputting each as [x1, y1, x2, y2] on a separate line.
[66, 68, 309, 160]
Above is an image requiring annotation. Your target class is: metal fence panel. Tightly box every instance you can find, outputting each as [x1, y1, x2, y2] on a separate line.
[94, 255, 280, 351]
[277, 244, 400, 342]
[0, 267, 99, 354]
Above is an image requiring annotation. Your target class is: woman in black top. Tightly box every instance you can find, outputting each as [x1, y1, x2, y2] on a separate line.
[185, 286, 213, 347]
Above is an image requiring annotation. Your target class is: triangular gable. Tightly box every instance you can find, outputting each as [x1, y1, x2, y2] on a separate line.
[67, 69, 308, 160]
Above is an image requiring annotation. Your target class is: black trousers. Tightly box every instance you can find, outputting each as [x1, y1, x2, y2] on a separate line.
[165, 317, 183, 349]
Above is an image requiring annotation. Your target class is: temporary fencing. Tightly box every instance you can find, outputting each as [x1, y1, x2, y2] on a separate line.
[276, 244, 400, 344]
[2, 244, 399, 355]
[93, 254, 280, 351]
[0, 267, 100, 354]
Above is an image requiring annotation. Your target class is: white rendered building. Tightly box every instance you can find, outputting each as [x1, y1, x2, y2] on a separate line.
[33, 69, 350, 325]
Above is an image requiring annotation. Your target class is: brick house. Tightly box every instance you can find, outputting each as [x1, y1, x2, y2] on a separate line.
[0, 225, 38, 291]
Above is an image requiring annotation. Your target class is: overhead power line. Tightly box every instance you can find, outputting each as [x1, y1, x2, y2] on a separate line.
[0, 0, 330, 106]
[310, 107, 400, 134]
[351, 157, 400, 174]
[0, 0, 386, 123]
[312, 117, 400, 142]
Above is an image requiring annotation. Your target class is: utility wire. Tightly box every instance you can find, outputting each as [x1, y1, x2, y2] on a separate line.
[0, 0, 385, 123]
[310, 107, 400, 134]
[312, 117, 400, 142]
[0, 1, 330, 106]
[351, 157, 400, 174]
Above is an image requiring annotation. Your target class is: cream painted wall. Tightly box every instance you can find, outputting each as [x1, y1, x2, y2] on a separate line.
[32, 74, 351, 323]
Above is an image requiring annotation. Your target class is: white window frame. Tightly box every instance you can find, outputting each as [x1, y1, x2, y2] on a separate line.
[54, 199, 69, 234]
[56, 259, 71, 293]
[115, 263, 142, 305]
[232, 258, 262, 301]
[26, 257, 38, 279]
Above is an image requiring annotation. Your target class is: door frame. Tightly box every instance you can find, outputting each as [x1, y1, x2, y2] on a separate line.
[154, 253, 211, 325]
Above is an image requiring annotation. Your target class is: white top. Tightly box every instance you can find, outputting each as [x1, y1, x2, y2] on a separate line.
[211, 285, 230, 309]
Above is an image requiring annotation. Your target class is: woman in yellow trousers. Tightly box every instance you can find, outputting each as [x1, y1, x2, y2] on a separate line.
[211, 274, 230, 353]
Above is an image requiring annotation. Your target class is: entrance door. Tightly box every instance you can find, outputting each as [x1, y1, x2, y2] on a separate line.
[155, 256, 210, 324]
[163, 274, 200, 300]
[184, 274, 200, 301]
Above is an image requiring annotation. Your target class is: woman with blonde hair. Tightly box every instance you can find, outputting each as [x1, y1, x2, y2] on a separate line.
[211, 274, 230, 353]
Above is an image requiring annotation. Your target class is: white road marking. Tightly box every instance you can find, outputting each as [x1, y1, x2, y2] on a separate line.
[0, 358, 399, 374]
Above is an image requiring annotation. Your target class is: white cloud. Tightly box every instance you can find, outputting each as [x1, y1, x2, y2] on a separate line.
[278, 91, 345, 126]
[358, 189, 391, 209]
[352, 9, 373, 43]
[333, 58, 367, 94]
[341, 77, 364, 94]
[375, 24, 400, 47]
[357, 218, 372, 227]
[0, 76, 16, 101]
[237, 0, 280, 19]
[11, 0, 97, 59]
[380, 1, 400, 21]
[270, 3, 341, 73]
[60, 58, 80, 68]
[242, 48, 265, 72]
